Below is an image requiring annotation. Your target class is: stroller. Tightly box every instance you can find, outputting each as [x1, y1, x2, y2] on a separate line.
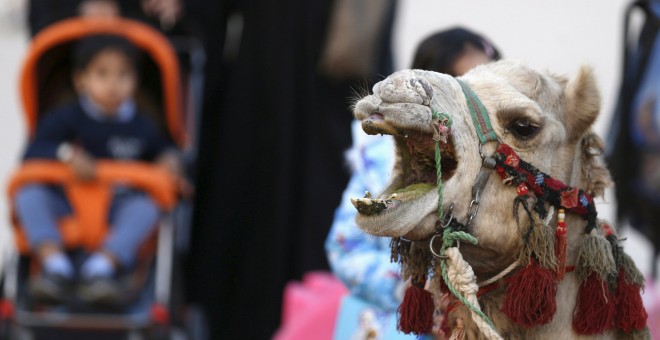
[0, 17, 204, 339]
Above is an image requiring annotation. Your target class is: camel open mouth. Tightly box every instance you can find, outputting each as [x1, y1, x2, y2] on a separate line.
[352, 112, 458, 221]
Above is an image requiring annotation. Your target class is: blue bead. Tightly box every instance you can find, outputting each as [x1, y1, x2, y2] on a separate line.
[579, 194, 589, 207]
[535, 174, 544, 185]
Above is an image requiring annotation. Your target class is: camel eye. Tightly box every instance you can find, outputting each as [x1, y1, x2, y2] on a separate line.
[507, 119, 539, 140]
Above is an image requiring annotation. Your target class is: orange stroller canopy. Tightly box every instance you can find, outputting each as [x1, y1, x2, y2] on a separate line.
[19, 17, 186, 146]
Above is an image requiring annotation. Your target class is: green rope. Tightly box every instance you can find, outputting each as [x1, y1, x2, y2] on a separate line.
[432, 111, 452, 222]
[439, 228, 497, 329]
[431, 111, 496, 330]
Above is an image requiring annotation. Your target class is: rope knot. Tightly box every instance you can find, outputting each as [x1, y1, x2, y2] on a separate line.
[432, 111, 453, 143]
[440, 227, 478, 254]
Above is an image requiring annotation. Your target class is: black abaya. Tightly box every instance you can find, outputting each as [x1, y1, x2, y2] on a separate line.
[185, 1, 394, 338]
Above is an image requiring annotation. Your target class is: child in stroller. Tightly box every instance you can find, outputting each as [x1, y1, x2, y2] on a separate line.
[14, 34, 182, 308]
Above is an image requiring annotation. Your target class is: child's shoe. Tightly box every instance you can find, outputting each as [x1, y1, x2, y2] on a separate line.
[29, 272, 72, 304]
[77, 252, 124, 308]
[29, 251, 74, 304]
[77, 276, 124, 307]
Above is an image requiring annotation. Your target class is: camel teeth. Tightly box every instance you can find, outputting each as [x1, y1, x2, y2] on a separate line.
[358, 198, 372, 205]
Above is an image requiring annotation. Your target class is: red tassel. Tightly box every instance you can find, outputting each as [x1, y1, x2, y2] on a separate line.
[398, 277, 434, 335]
[502, 259, 557, 327]
[614, 270, 648, 333]
[572, 272, 615, 334]
[555, 209, 567, 280]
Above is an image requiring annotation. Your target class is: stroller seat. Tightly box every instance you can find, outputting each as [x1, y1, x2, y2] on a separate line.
[9, 160, 177, 254]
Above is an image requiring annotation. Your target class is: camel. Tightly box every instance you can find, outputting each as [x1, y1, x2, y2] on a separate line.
[350, 60, 649, 339]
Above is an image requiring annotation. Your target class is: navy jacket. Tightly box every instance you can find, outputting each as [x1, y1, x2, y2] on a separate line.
[24, 102, 171, 162]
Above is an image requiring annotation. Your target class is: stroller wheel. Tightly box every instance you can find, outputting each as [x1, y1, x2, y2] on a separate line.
[5, 324, 33, 340]
[184, 304, 208, 340]
[0, 318, 9, 339]
[147, 325, 188, 340]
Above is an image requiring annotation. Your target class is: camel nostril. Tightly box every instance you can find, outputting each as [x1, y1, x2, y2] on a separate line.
[419, 78, 433, 99]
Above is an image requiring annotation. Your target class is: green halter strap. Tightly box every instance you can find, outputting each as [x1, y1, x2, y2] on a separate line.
[456, 79, 498, 146]
[455, 79, 499, 228]
[432, 79, 499, 225]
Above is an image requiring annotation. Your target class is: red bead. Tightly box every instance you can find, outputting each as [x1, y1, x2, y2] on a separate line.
[506, 153, 520, 167]
[556, 221, 567, 235]
[602, 223, 614, 237]
[517, 183, 529, 196]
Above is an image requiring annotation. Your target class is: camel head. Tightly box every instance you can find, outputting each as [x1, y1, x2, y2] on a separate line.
[352, 60, 610, 277]
[351, 60, 650, 339]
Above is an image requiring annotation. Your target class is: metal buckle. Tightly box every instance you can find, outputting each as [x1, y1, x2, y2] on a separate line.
[429, 234, 447, 259]
[479, 140, 501, 163]
[466, 198, 480, 227]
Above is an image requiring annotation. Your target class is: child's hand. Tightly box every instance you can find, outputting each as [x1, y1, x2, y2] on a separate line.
[69, 148, 97, 181]
[78, 0, 120, 18]
[142, 0, 183, 30]
[156, 150, 194, 198]
[156, 150, 182, 177]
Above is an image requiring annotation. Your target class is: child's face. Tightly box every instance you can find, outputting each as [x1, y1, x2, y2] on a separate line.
[451, 44, 491, 76]
[75, 48, 137, 115]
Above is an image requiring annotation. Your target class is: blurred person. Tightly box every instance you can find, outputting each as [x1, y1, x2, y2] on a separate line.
[607, 0, 660, 278]
[326, 27, 500, 339]
[28, 0, 183, 36]
[183, 0, 396, 338]
[14, 35, 183, 307]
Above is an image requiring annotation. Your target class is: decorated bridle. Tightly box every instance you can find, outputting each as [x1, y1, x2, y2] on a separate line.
[393, 78, 647, 339]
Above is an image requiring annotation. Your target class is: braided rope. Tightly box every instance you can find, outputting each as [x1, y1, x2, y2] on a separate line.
[439, 228, 499, 336]
[477, 261, 520, 287]
[432, 111, 452, 222]
[445, 247, 503, 340]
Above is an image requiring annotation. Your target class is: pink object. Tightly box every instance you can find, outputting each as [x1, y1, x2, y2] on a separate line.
[643, 278, 660, 338]
[273, 271, 349, 340]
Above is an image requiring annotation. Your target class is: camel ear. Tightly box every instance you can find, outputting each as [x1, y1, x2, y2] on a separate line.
[564, 65, 601, 140]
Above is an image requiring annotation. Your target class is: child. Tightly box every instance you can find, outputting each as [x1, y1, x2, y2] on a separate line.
[14, 35, 181, 307]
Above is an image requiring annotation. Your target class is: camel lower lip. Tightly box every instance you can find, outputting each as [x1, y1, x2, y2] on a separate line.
[361, 117, 397, 135]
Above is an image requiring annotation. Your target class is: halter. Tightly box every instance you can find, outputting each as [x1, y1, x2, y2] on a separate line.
[426, 79, 506, 337]
[456, 79, 500, 228]
[430, 79, 501, 239]
[431, 78, 598, 238]
[427, 78, 601, 339]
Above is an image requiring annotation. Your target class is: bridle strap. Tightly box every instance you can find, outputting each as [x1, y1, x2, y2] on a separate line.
[456, 79, 498, 145]
[454, 79, 499, 227]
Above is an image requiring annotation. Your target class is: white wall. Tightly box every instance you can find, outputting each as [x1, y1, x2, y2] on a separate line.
[393, 0, 627, 137]
[0, 4, 27, 269]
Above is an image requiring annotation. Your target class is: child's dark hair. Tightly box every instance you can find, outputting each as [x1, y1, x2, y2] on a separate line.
[412, 27, 501, 76]
[73, 34, 140, 71]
